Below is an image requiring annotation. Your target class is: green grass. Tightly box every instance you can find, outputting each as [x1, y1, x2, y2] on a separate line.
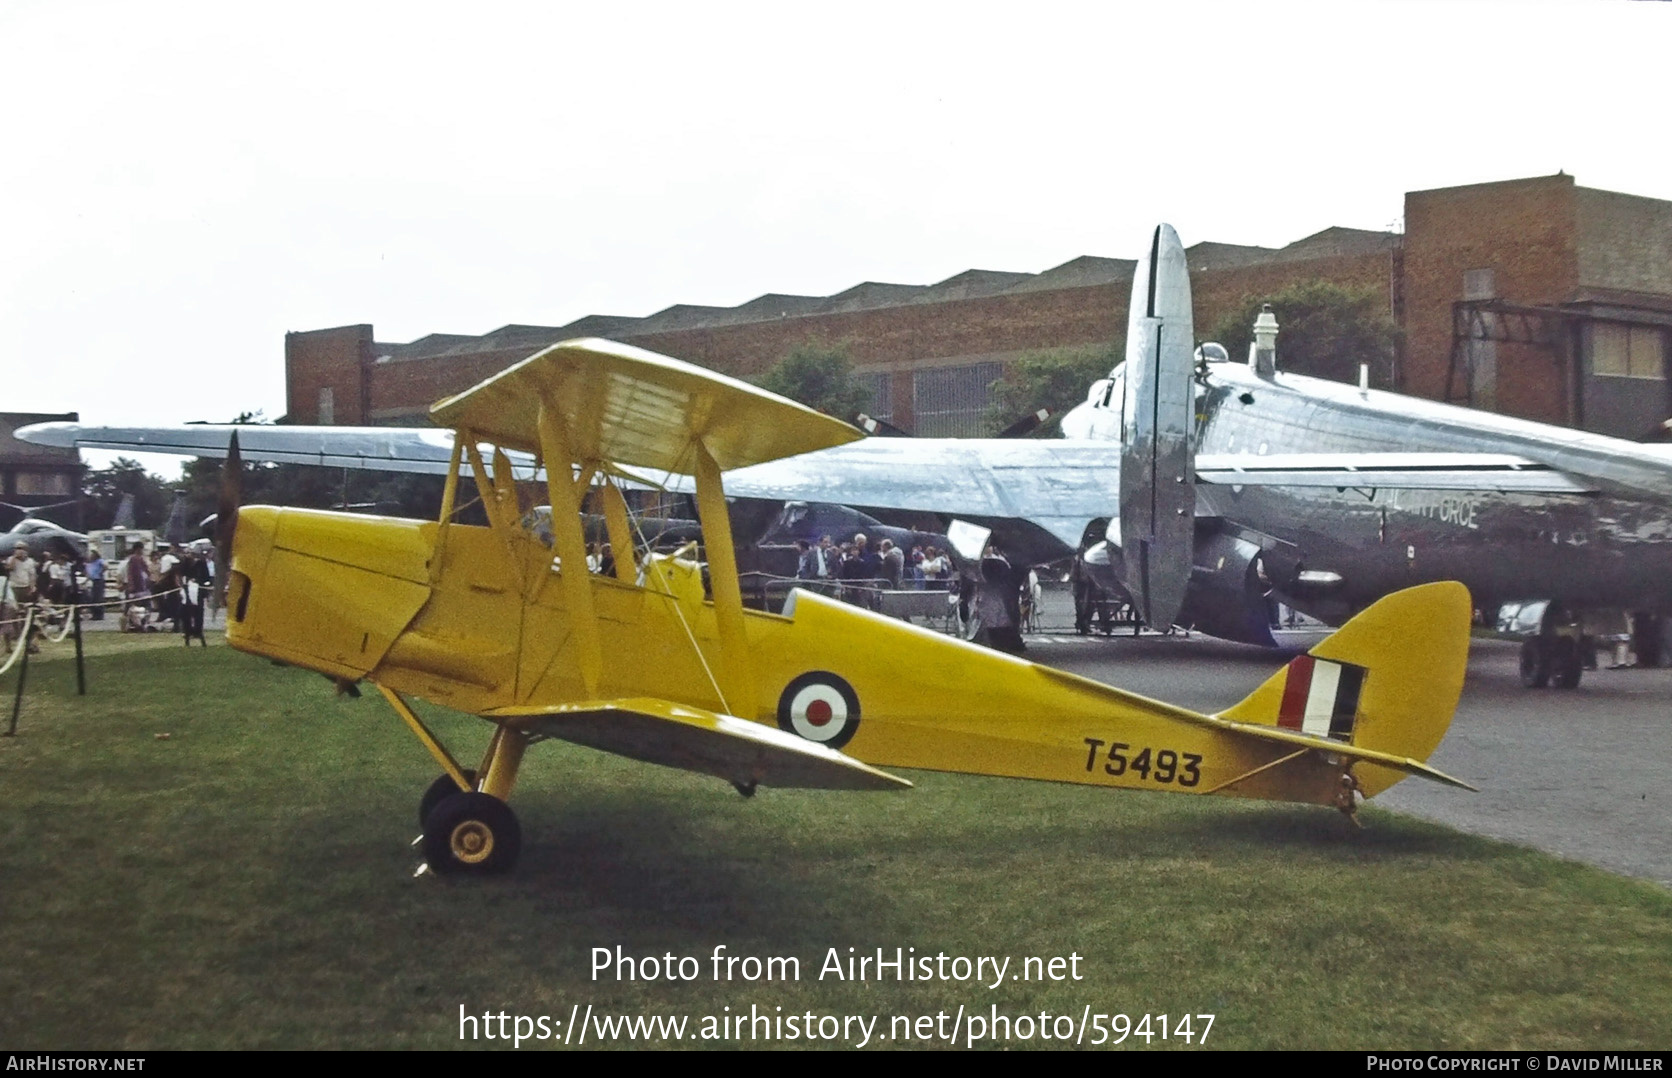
[2, 639, 1669, 1050]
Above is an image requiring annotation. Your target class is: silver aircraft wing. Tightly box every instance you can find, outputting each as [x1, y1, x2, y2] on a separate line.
[17, 424, 1598, 546]
[19, 420, 1123, 559]
[714, 437, 1124, 555]
[16, 421, 1123, 551]
[15, 422, 542, 480]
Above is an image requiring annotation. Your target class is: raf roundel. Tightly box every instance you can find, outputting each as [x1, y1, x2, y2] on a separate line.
[777, 671, 862, 750]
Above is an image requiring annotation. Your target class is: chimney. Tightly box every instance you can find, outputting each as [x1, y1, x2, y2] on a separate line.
[1251, 304, 1279, 378]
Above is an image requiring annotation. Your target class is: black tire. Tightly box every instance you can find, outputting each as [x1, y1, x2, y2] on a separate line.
[1519, 640, 1549, 689]
[418, 770, 477, 829]
[423, 791, 521, 876]
[1551, 638, 1584, 690]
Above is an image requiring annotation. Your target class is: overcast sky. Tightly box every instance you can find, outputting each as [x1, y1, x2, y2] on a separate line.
[3, 0, 1666, 454]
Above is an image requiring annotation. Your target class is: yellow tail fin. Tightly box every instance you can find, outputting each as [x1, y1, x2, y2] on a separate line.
[1219, 582, 1473, 797]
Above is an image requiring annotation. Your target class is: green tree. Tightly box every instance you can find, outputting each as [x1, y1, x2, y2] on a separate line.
[755, 340, 873, 423]
[983, 342, 1121, 437]
[1206, 280, 1399, 387]
[177, 414, 448, 532]
[82, 458, 171, 530]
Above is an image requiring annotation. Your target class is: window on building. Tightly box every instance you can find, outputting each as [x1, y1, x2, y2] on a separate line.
[1591, 323, 1667, 380]
[862, 372, 892, 423]
[1463, 268, 1497, 300]
[319, 387, 335, 424]
[912, 361, 1003, 437]
[13, 470, 75, 496]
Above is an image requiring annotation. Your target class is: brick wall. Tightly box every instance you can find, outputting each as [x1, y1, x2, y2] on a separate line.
[285, 176, 1672, 434]
[1403, 175, 1579, 423]
[285, 325, 374, 425]
[284, 248, 1401, 431]
[365, 345, 536, 422]
[1577, 187, 1672, 296]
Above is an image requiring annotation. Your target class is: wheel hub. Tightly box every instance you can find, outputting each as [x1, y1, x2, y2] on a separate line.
[450, 820, 495, 863]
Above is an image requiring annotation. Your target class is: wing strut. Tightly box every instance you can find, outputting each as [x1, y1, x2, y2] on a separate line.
[693, 440, 756, 717]
[536, 403, 604, 696]
[378, 684, 473, 793]
[598, 478, 638, 582]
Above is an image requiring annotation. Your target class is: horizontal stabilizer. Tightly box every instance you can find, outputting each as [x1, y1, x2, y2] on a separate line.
[485, 697, 911, 792]
[1193, 713, 1476, 791]
[1196, 452, 1593, 493]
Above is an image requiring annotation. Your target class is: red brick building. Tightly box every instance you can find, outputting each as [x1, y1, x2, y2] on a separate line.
[286, 174, 1672, 440]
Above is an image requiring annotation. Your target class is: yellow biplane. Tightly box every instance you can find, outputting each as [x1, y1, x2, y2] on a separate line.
[217, 338, 1474, 874]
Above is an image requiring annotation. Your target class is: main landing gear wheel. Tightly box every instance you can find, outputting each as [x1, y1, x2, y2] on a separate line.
[423, 791, 521, 875]
[1550, 637, 1584, 690]
[418, 770, 478, 828]
[1519, 640, 1550, 689]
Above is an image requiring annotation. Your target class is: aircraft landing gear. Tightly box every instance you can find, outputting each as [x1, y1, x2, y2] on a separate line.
[381, 685, 532, 874]
[1520, 634, 1583, 689]
[419, 769, 478, 827]
[1550, 637, 1584, 690]
[423, 791, 522, 875]
[1631, 612, 1663, 668]
[1519, 640, 1549, 688]
[1518, 602, 1588, 690]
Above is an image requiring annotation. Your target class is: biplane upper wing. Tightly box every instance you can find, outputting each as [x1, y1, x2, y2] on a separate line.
[429, 337, 864, 472]
[484, 697, 911, 792]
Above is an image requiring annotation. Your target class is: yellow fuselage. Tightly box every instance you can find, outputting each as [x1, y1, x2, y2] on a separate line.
[227, 506, 1456, 806]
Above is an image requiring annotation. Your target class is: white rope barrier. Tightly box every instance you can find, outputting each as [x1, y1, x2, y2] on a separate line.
[0, 581, 214, 647]
[0, 609, 35, 677]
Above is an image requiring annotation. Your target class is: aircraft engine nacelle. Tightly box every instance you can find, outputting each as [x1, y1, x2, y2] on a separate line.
[1116, 224, 1197, 630]
[1178, 530, 1283, 648]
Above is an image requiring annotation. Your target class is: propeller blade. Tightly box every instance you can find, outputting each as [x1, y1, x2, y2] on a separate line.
[997, 407, 1052, 439]
[213, 431, 242, 609]
[856, 413, 911, 437]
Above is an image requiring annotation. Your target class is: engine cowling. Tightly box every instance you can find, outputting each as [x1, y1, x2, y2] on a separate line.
[1177, 530, 1282, 647]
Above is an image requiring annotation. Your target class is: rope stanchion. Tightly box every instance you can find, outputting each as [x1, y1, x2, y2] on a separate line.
[5, 608, 34, 735]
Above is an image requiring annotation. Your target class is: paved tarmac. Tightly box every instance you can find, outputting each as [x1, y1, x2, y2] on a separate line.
[1025, 626, 1672, 889]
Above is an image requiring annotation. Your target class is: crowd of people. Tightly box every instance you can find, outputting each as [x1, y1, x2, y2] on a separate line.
[792, 533, 955, 609]
[0, 541, 214, 655]
[790, 532, 1036, 654]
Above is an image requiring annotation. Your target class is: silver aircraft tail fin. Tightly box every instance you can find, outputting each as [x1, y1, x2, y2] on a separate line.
[1116, 224, 1197, 630]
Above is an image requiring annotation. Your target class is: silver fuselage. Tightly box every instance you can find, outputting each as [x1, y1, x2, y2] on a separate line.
[1068, 358, 1672, 631]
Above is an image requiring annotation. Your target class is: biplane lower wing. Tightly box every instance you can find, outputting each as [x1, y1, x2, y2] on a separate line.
[485, 697, 911, 792]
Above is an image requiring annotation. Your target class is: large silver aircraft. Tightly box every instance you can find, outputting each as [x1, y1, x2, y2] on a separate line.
[21, 225, 1672, 687]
